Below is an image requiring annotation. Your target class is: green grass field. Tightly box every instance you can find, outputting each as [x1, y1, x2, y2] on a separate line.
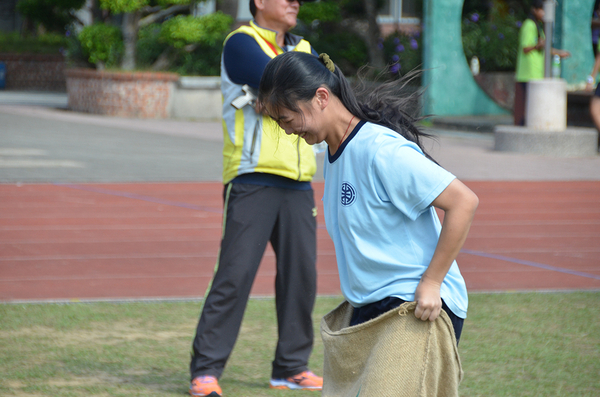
[1, 292, 599, 396]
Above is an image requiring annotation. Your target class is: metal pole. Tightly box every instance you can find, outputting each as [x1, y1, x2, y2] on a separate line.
[395, 0, 401, 31]
[543, 0, 555, 78]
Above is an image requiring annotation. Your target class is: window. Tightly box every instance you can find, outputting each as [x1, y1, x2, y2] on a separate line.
[377, 0, 422, 25]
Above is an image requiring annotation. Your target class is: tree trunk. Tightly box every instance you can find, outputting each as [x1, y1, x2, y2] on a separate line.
[216, 0, 238, 20]
[121, 11, 140, 70]
[151, 47, 176, 71]
[363, 0, 385, 69]
[90, 0, 103, 24]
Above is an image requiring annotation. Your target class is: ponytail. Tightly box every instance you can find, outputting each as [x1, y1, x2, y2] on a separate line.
[258, 52, 436, 161]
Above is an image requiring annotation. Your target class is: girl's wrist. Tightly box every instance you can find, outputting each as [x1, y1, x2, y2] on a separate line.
[588, 75, 595, 85]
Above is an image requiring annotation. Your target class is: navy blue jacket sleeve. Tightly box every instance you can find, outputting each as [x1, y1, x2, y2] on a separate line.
[223, 33, 272, 89]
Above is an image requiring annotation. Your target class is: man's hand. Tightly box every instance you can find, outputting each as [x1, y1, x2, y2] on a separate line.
[414, 277, 442, 322]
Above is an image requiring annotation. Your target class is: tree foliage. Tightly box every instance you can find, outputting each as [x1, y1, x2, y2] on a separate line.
[98, 0, 192, 14]
[297, 0, 389, 73]
[73, 10, 232, 75]
[98, 0, 149, 14]
[94, 0, 198, 70]
[297, 1, 341, 24]
[160, 12, 232, 49]
[78, 23, 123, 68]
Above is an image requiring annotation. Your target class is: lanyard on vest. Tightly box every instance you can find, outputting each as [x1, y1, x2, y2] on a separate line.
[260, 35, 281, 57]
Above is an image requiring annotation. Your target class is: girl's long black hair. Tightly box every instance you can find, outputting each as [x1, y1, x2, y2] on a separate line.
[526, 0, 544, 38]
[258, 51, 436, 161]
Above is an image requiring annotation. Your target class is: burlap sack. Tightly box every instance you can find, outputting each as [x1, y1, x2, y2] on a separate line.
[320, 301, 463, 397]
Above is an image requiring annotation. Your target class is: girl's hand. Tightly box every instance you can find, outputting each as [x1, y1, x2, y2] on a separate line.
[557, 50, 571, 59]
[414, 277, 442, 322]
[536, 38, 546, 51]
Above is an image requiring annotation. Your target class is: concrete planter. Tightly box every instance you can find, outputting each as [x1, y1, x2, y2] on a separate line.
[65, 68, 179, 118]
[170, 76, 221, 120]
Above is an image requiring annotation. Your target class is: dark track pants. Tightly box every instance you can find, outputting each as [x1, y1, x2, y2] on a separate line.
[190, 183, 317, 380]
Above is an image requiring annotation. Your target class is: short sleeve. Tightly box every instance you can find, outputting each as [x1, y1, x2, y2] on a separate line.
[519, 19, 538, 49]
[373, 141, 456, 221]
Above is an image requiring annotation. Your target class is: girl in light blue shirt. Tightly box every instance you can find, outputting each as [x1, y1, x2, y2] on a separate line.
[258, 52, 479, 343]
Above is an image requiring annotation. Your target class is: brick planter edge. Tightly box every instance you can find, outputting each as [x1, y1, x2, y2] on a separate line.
[0, 53, 66, 91]
[65, 68, 179, 119]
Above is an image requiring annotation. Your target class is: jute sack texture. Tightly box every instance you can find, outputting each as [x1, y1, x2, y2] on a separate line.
[321, 301, 463, 397]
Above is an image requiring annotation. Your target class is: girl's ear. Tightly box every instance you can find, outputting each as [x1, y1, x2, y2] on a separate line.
[315, 87, 330, 110]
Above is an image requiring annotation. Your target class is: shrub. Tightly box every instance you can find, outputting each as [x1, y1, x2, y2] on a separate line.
[462, 12, 521, 72]
[382, 31, 422, 78]
[0, 31, 69, 54]
[77, 23, 123, 68]
[461, 3, 527, 73]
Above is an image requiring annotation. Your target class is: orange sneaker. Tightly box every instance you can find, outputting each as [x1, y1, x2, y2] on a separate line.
[269, 370, 323, 391]
[189, 375, 222, 397]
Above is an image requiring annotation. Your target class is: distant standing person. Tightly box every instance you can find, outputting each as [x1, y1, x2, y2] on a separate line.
[514, 0, 570, 126]
[187, 0, 322, 395]
[585, 16, 600, 151]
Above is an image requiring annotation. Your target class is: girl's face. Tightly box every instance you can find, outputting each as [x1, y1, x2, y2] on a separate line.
[271, 99, 325, 145]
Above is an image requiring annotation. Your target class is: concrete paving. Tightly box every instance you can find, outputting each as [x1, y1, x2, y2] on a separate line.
[1, 90, 599, 183]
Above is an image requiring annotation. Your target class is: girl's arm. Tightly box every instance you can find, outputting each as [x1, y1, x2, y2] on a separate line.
[551, 48, 570, 58]
[523, 37, 544, 54]
[414, 179, 479, 322]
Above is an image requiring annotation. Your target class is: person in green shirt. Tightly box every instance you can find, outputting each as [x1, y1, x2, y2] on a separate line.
[585, 2, 600, 91]
[514, 0, 570, 126]
[586, 13, 600, 151]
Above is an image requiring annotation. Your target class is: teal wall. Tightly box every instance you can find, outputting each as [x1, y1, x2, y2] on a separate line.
[422, 0, 507, 116]
[423, 0, 595, 116]
[554, 0, 595, 84]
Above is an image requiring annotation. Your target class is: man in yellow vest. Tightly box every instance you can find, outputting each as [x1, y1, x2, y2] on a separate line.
[188, 0, 322, 395]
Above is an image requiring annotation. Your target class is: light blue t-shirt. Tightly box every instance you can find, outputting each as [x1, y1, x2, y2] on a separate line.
[323, 121, 468, 319]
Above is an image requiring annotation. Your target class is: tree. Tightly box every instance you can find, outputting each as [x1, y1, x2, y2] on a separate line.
[98, 0, 194, 70]
[299, 0, 386, 70]
[152, 12, 232, 71]
[359, 0, 386, 69]
[17, 0, 87, 33]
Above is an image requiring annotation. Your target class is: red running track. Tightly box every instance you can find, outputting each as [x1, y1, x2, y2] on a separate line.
[1, 181, 599, 302]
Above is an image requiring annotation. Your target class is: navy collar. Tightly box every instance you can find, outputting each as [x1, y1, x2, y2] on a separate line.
[328, 119, 366, 163]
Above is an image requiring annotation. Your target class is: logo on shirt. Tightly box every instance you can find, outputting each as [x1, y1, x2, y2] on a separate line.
[341, 182, 356, 206]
